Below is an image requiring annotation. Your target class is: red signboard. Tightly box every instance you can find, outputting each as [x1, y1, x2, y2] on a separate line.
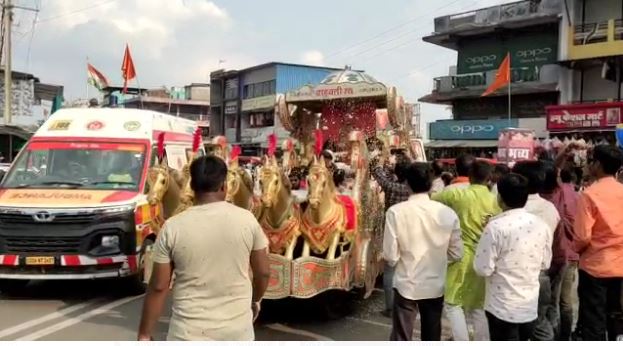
[497, 128, 536, 166]
[546, 102, 623, 131]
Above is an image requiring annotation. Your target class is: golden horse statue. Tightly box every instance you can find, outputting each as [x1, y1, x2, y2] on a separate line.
[301, 155, 357, 260]
[145, 162, 186, 232]
[226, 158, 263, 219]
[258, 155, 300, 260]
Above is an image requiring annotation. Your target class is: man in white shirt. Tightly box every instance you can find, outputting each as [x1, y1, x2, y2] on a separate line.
[384, 162, 463, 341]
[512, 161, 560, 341]
[138, 156, 270, 341]
[474, 173, 552, 340]
[429, 160, 445, 194]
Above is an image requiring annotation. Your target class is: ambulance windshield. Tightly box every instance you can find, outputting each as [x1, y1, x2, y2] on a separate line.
[2, 141, 146, 191]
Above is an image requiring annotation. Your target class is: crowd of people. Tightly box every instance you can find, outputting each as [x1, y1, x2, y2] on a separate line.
[135, 141, 623, 341]
[378, 145, 623, 341]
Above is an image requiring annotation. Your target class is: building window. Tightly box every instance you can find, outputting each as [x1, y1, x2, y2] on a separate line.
[248, 111, 275, 128]
[242, 79, 277, 99]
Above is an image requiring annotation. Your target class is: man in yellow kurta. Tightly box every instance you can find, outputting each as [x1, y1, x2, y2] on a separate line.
[432, 160, 501, 341]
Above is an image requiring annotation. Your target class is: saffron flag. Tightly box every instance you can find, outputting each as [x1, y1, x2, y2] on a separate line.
[87, 63, 109, 91]
[121, 44, 137, 93]
[482, 53, 511, 97]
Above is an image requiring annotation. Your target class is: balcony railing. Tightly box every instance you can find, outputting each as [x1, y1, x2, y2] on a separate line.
[433, 0, 561, 34]
[433, 67, 545, 93]
[568, 18, 623, 60]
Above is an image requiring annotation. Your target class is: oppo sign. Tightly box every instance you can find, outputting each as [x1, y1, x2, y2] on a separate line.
[451, 124, 495, 134]
[431, 119, 518, 140]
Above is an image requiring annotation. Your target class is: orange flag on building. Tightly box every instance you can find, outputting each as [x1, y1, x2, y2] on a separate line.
[121, 44, 137, 93]
[482, 53, 511, 97]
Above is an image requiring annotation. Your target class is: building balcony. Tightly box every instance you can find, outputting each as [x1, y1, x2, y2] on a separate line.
[424, 0, 562, 49]
[420, 65, 560, 104]
[567, 19, 623, 60]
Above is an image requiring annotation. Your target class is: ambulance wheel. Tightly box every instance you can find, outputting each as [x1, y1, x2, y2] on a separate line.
[124, 238, 154, 295]
[0, 279, 29, 295]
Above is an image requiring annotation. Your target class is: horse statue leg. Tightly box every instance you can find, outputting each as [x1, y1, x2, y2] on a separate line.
[326, 231, 341, 260]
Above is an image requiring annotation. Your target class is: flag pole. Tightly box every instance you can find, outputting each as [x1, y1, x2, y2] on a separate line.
[86, 56, 90, 101]
[508, 53, 512, 127]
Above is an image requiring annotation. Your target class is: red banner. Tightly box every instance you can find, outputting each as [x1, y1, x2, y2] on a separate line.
[546, 102, 623, 131]
[497, 128, 536, 166]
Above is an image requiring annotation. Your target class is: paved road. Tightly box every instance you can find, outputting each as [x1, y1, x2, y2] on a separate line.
[0, 280, 450, 341]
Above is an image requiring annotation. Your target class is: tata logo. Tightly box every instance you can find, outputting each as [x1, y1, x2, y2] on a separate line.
[466, 55, 497, 64]
[517, 48, 552, 58]
[451, 125, 495, 134]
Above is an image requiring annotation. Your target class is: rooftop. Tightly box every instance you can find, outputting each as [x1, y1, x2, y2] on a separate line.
[423, 0, 562, 50]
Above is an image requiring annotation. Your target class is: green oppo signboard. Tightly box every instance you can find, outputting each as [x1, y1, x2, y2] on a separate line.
[457, 32, 558, 74]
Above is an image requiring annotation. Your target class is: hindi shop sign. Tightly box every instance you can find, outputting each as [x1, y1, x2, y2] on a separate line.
[497, 128, 536, 166]
[429, 119, 518, 140]
[546, 102, 623, 131]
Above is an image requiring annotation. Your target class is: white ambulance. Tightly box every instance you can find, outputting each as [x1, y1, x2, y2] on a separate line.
[0, 108, 202, 292]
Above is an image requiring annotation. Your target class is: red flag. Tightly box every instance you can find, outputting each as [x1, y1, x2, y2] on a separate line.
[314, 129, 323, 157]
[230, 145, 242, 162]
[482, 53, 511, 97]
[121, 44, 137, 93]
[267, 134, 277, 156]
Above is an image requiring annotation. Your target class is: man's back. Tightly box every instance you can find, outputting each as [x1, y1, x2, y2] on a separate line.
[475, 209, 551, 322]
[574, 177, 623, 277]
[152, 201, 267, 340]
[385, 194, 461, 300]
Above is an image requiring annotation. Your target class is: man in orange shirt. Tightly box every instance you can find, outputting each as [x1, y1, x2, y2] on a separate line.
[573, 144, 623, 341]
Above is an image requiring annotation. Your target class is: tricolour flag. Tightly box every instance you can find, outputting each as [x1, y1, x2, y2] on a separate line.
[482, 53, 511, 97]
[121, 44, 137, 93]
[87, 63, 110, 91]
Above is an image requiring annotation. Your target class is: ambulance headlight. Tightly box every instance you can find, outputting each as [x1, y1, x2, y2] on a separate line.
[101, 235, 120, 248]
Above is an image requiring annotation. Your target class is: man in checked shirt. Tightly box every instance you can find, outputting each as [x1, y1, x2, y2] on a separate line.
[372, 150, 412, 318]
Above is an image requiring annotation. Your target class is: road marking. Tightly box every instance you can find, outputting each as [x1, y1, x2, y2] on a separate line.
[0, 299, 104, 340]
[345, 316, 392, 329]
[264, 323, 333, 341]
[16, 295, 144, 341]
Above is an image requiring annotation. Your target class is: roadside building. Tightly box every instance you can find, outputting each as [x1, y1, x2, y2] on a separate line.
[102, 84, 210, 122]
[549, 0, 623, 144]
[210, 62, 344, 155]
[420, 0, 563, 158]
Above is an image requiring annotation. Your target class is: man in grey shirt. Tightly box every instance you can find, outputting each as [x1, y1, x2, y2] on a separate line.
[138, 156, 270, 341]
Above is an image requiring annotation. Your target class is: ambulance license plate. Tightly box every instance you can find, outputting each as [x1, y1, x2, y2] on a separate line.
[25, 256, 55, 265]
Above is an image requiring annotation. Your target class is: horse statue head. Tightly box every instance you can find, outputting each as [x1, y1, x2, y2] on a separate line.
[307, 155, 336, 210]
[226, 160, 255, 206]
[146, 164, 170, 206]
[259, 155, 290, 209]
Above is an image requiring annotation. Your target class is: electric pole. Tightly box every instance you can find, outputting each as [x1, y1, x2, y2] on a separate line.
[2, 0, 38, 125]
[3, 0, 12, 125]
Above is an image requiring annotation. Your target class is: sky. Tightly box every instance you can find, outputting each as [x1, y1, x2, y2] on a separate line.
[10, 0, 516, 138]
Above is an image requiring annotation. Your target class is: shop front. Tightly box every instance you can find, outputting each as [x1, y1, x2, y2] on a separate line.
[545, 102, 623, 144]
[427, 118, 518, 159]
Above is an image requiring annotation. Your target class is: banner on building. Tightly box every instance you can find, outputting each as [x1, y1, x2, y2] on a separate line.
[546, 102, 623, 131]
[497, 128, 536, 166]
[429, 119, 518, 140]
[457, 31, 558, 74]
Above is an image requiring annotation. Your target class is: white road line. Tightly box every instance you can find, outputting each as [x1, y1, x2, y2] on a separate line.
[16, 295, 144, 341]
[345, 316, 392, 329]
[264, 323, 334, 341]
[0, 299, 104, 340]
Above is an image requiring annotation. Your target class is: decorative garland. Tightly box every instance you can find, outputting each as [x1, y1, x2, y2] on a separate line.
[301, 199, 345, 254]
[260, 203, 300, 254]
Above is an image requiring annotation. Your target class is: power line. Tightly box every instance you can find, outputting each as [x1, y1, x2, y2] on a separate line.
[35, 0, 119, 24]
[25, 0, 39, 70]
[324, 0, 464, 61]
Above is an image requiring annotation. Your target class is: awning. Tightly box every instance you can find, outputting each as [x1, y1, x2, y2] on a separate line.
[426, 140, 498, 148]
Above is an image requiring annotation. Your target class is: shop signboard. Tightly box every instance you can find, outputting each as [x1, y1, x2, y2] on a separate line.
[546, 102, 623, 131]
[497, 128, 536, 166]
[457, 32, 558, 74]
[241, 95, 276, 112]
[429, 119, 518, 140]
